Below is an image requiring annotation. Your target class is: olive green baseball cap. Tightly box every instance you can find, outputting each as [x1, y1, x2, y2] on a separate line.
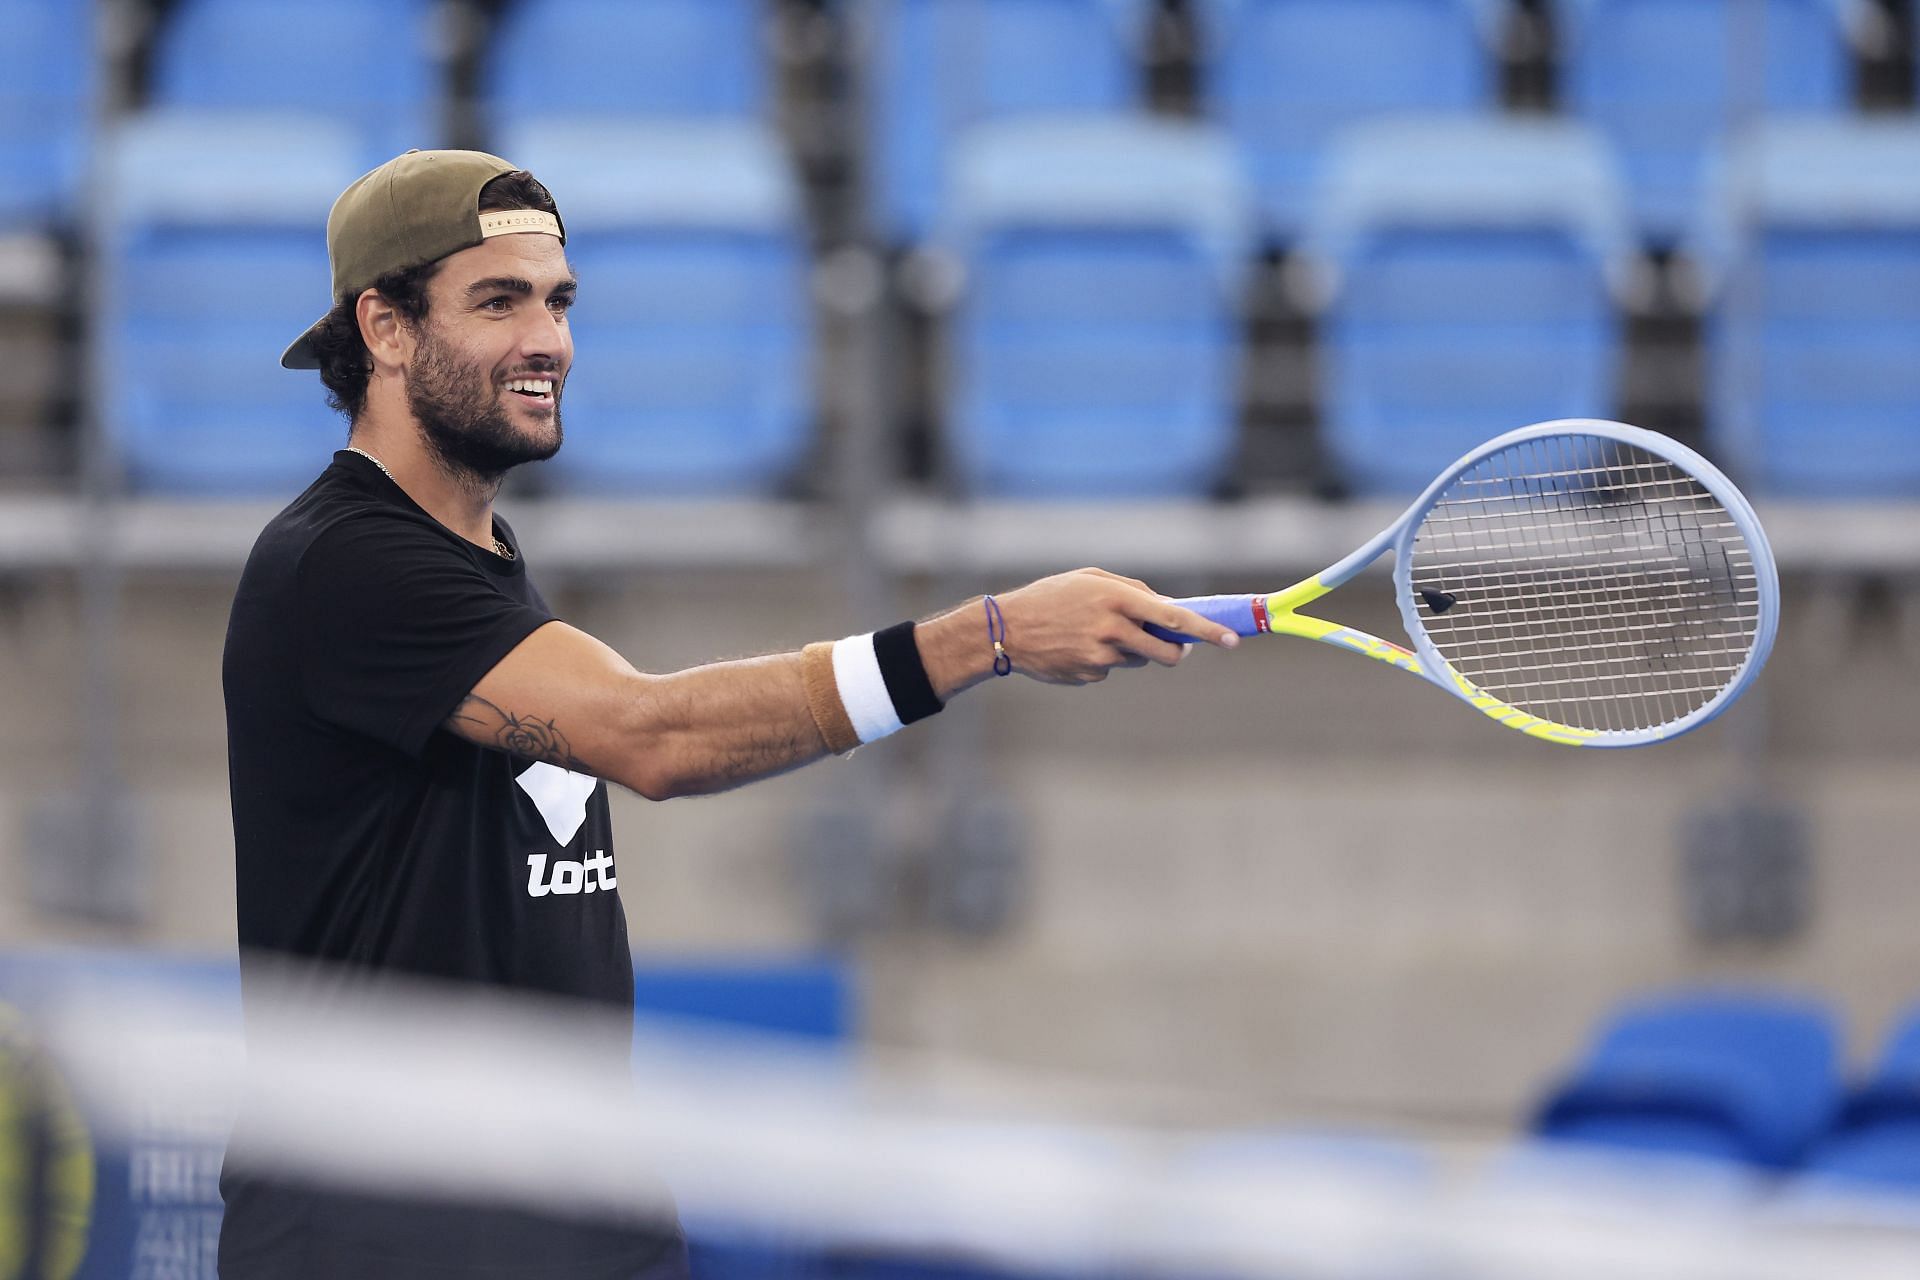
[280, 149, 567, 370]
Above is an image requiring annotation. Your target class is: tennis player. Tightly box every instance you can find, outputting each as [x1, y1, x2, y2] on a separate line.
[218, 149, 1238, 1279]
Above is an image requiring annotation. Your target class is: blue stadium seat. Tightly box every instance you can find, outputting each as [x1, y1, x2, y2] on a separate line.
[861, 0, 1152, 244]
[1698, 119, 1920, 498]
[938, 117, 1251, 496]
[1303, 119, 1632, 495]
[1193, 0, 1505, 241]
[1796, 1117, 1920, 1195]
[0, 0, 91, 229]
[104, 115, 361, 494]
[1559, 0, 1857, 245]
[1790, 1002, 1920, 1193]
[148, 0, 441, 165]
[632, 958, 852, 1042]
[483, 0, 768, 128]
[1531, 989, 1841, 1170]
[501, 121, 814, 496]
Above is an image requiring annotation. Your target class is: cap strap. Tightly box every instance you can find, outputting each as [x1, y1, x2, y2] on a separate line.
[477, 210, 563, 239]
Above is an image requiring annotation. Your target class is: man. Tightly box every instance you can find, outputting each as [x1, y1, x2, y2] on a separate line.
[219, 149, 1238, 1278]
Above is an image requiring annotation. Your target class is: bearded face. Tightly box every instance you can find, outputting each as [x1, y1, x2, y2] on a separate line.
[404, 319, 565, 484]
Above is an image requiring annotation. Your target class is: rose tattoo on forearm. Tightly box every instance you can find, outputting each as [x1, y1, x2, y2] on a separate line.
[447, 693, 590, 773]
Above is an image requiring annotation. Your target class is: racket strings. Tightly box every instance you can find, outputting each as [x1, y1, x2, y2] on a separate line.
[1407, 435, 1762, 735]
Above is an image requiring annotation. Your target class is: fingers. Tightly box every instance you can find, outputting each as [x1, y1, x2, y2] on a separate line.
[1178, 610, 1242, 649]
[1113, 628, 1188, 669]
[1076, 570, 1243, 650]
[1059, 646, 1144, 684]
[1000, 570, 1241, 685]
[1110, 590, 1242, 650]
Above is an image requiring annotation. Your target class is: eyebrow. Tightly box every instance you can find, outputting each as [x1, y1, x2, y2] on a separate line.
[464, 274, 579, 301]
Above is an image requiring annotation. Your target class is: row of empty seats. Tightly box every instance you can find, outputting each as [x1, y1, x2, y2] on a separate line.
[8, 0, 1918, 499]
[4, 0, 1916, 244]
[103, 111, 1920, 499]
[1531, 987, 1920, 1201]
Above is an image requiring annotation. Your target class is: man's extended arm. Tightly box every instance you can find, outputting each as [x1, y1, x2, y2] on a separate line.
[444, 568, 1239, 800]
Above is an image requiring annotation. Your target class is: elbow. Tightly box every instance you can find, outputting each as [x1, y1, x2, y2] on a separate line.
[632, 750, 730, 801]
[628, 764, 686, 803]
[611, 673, 704, 802]
[631, 758, 731, 802]
[614, 733, 686, 803]
[622, 740, 731, 801]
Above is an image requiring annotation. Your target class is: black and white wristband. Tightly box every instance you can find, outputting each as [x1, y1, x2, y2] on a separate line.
[829, 621, 945, 745]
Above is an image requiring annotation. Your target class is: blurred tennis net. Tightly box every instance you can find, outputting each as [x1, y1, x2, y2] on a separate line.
[14, 962, 1920, 1280]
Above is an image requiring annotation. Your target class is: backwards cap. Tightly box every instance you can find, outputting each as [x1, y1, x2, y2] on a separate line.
[280, 149, 566, 370]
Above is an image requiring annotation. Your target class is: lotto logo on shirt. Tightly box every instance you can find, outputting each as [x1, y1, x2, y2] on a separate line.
[527, 850, 617, 897]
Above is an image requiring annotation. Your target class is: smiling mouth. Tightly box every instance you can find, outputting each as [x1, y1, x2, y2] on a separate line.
[503, 377, 556, 405]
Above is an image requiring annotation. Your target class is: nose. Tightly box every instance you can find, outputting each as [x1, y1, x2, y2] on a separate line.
[514, 301, 571, 367]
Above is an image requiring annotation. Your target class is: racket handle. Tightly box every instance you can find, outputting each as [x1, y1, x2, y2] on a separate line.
[1143, 594, 1265, 645]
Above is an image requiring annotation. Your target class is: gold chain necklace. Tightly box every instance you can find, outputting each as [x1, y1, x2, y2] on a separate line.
[346, 446, 515, 561]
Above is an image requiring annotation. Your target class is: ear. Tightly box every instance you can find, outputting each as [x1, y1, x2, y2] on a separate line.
[357, 288, 415, 374]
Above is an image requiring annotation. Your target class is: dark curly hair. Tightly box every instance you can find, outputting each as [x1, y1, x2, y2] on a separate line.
[311, 170, 561, 422]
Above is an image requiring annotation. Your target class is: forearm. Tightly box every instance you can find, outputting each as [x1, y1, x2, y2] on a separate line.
[453, 624, 836, 801]
[452, 576, 1237, 800]
[633, 585, 1232, 795]
[624, 652, 830, 799]
[451, 619, 964, 803]
[638, 609, 993, 798]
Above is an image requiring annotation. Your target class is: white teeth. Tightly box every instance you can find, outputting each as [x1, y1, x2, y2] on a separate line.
[506, 379, 553, 395]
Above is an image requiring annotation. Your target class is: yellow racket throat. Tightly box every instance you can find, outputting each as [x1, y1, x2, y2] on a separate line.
[1257, 578, 1602, 747]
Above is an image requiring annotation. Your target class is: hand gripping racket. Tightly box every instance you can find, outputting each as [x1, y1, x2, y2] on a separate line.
[1147, 420, 1780, 747]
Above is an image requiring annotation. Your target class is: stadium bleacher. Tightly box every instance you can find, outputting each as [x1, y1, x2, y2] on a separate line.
[1531, 989, 1842, 1169]
[483, 1, 814, 496]
[101, 116, 361, 493]
[1698, 117, 1920, 497]
[1194, 0, 1507, 242]
[860, 0, 1153, 245]
[1515, 987, 1920, 1226]
[502, 120, 815, 496]
[1796, 1004, 1920, 1193]
[1558, 0, 1860, 246]
[1302, 116, 1633, 494]
[146, 0, 445, 165]
[482, 0, 771, 124]
[0, 0, 91, 233]
[0, 0, 90, 471]
[0, 0, 1904, 505]
[937, 115, 1250, 496]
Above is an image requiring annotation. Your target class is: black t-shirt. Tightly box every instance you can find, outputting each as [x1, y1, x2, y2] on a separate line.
[219, 451, 687, 1279]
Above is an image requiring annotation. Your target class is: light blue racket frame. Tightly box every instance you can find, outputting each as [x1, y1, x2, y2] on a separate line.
[1151, 419, 1781, 747]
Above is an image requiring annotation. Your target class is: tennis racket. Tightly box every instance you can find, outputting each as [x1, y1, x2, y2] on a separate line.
[1146, 419, 1779, 747]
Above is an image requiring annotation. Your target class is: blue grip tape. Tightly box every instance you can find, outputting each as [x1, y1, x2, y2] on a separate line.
[1143, 594, 1262, 645]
